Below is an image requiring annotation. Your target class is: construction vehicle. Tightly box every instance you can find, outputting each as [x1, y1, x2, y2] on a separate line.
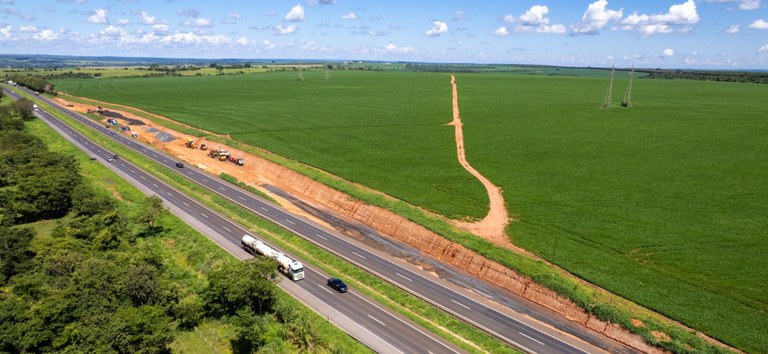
[200, 143, 207, 150]
[185, 138, 196, 149]
[218, 150, 230, 161]
[208, 148, 220, 158]
[229, 156, 244, 166]
[241, 235, 305, 281]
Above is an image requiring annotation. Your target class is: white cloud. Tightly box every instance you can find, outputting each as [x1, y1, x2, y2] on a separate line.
[700, 0, 762, 10]
[227, 12, 241, 20]
[19, 25, 37, 33]
[33, 29, 58, 41]
[759, 43, 768, 52]
[139, 11, 156, 25]
[572, 0, 623, 34]
[341, 12, 356, 20]
[152, 24, 170, 33]
[236, 36, 249, 46]
[663, 48, 674, 56]
[273, 24, 297, 35]
[493, 26, 509, 36]
[117, 18, 130, 26]
[88, 8, 108, 24]
[284, 4, 305, 21]
[725, 24, 740, 33]
[383, 43, 415, 53]
[424, 20, 448, 36]
[749, 19, 768, 29]
[620, 0, 699, 36]
[184, 18, 213, 28]
[0, 26, 11, 39]
[453, 11, 466, 21]
[506, 5, 566, 34]
[306, 0, 335, 5]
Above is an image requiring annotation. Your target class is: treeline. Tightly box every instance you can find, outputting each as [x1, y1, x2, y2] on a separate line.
[5, 74, 56, 93]
[640, 69, 768, 84]
[0, 100, 357, 352]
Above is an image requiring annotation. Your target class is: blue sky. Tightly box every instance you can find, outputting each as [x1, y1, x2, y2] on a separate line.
[0, 0, 766, 69]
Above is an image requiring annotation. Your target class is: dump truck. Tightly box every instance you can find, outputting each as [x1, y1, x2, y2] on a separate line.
[229, 156, 244, 166]
[241, 235, 305, 281]
[200, 143, 207, 150]
[218, 151, 230, 161]
[208, 148, 220, 158]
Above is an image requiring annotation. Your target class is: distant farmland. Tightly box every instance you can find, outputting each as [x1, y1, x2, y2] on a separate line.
[54, 70, 768, 352]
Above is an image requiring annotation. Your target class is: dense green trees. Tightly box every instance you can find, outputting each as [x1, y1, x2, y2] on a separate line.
[0, 97, 358, 353]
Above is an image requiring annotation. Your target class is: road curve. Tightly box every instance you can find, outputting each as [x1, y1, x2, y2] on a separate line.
[9, 86, 634, 354]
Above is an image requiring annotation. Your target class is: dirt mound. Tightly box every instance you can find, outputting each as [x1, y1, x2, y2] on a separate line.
[100, 110, 145, 125]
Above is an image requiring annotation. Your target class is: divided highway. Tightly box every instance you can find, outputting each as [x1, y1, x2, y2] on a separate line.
[10, 86, 625, 354]
[5, 87, 462, 354]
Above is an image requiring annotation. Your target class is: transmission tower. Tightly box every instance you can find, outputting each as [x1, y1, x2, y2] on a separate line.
[621, 66, 635, 107]
[298, 66, 304, 81]
[325, 65, 329, 81]
[601, 66, 615, 109]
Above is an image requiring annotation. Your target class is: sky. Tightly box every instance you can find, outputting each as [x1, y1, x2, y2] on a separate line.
[0, 0, 766, 69]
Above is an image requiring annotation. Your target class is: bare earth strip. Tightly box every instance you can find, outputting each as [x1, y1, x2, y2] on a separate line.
[447, 74, 511, 246]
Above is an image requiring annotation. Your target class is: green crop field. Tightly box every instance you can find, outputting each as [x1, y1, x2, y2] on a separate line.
[53, 71, 768, 352]
[54, 71, 489, 219]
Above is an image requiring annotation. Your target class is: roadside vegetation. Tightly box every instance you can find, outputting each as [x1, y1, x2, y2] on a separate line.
[0, 94, 367, 353]
[49, 69, 768, 352]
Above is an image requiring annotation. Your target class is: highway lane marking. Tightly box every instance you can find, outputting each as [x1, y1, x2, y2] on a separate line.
[316, 234, 327, 240]
[260, 206, 268, 211]
[202, 178, 209, 182]
[395, 273, 413, 282]
[450, 299, 470, 310]
[286, 219, 296, 225]
[353, 252, 367, 259]
[152, 183, 158, 188]
[367, 315, 386, 327]
[129, 169, 136, 174]
[166, 192, 173, 196]
[218, 186, 226, 191]
[518, 332, 546, 347]
[317, 284, 334, 294]
[183, 202, 190, 207]
[201, 213, 209, 219]
[223, 226, 232, 233]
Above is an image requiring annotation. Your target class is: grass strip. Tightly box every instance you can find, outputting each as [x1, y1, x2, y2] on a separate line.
[16, 86, 518, 353]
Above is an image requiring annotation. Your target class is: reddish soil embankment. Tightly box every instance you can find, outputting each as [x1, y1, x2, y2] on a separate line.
[54, 94, 713, 354]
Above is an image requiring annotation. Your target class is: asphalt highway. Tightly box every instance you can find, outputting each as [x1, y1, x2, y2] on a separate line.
[9, 86, 624, 354]
[6, 87, 463, 354]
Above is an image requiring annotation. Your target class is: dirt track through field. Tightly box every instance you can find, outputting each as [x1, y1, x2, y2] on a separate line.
[447, 74, 511, 246]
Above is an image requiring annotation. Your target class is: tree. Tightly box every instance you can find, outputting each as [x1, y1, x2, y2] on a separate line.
[0, 226, 36, 284]
[204, 258, 280, 316]
[138, 195, 165, 231]
[14, 98, 34, 121]
[104, 306, 173, 353]
[124, 265, 160, 305]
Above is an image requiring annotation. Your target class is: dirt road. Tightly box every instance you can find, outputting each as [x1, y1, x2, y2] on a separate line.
[447, 74, 511, 246]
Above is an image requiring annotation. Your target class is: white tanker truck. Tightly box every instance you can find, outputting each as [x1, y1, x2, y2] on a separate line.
[241, 235, 305, 281]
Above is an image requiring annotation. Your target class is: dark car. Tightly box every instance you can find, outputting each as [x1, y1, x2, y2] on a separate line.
[327, 278, 348, 293]
[175, 162, 184, 168]
[112, 154, 119, 160]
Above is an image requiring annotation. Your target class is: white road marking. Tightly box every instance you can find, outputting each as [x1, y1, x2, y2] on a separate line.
[202, 178, 209, 182]
[152, 183, 158, 188]
[182, 202, 190, 207]
[223, 226, 232, 233]
[260, 206, 268, 211]
[238, 196, 246, 201]
[201, 213, 209, 219]
[451, 299, 470, 310]
[318, 284, 333, 294]
[368, 315, 386, 327]
[140, 176, 146, 180]
[353, 252, 367, 259]
[166, 192, 173, 196]
[316, 234, 327, 240]
[286, 219, 296, 225]
[130, 169, 136, 174]
[218, 186, 226, 191]
[396, 273, 413, 282]
[519, 332, 546, 346]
